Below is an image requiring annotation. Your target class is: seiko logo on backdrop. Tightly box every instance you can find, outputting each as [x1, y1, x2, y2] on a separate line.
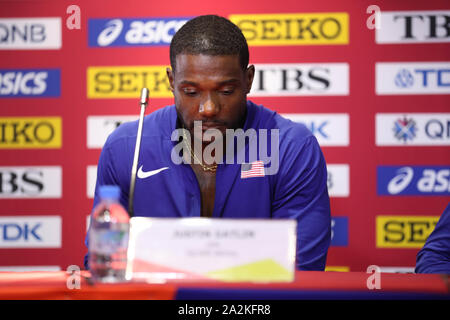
[250, 63, 349, 96]
[88, 17, 190, 47]
[0, 69, 61, 97]
[0, 216, 61, 248]
[376, 62, 450, 95]
[0, 117, 61, 148]
[229, 13, 349, 45]
[376, 10, 450, 44]
[282, 113, 349, 146]
[376, 113, 450, 146]
[377, 166, 450, 196]
[0, 166, 62, 198]
[0, 18, 61, 49]
[376, 216, 439, 248]
[87, 115, 137, 148]
[87, 66, 171, 98]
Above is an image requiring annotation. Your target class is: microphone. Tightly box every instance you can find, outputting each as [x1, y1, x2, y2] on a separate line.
[128, 88, 149, 217]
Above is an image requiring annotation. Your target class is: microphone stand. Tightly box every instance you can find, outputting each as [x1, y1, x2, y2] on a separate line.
[128, 88, 149, 217]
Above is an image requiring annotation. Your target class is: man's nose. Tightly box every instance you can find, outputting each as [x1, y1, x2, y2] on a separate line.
[199, 96, 219, 117]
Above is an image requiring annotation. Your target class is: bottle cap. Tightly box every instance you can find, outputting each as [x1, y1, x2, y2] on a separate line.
[99, 185, 120, 201]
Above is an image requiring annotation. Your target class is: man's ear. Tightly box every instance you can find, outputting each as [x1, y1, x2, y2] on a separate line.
[166, 67, 174, 92]
[245, 65, 255, 94]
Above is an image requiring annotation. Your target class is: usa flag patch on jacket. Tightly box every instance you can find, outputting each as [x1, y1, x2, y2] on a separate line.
[241, 160, 265, 179]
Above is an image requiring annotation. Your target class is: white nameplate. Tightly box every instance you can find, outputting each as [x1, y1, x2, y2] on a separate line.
[126, 217, 297, 283]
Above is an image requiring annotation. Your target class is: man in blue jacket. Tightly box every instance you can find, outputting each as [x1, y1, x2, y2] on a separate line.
[86, 15, 331, 271]
[415, 202, 450, 274]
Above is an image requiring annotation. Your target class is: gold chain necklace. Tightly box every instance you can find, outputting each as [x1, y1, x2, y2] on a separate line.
[181, 128, 218, 172]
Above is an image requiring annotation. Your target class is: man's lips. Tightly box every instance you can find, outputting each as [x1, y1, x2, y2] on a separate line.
[193, 122, 226, 131]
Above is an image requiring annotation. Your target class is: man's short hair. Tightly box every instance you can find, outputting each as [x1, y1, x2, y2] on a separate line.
[170, 15, 249, 71]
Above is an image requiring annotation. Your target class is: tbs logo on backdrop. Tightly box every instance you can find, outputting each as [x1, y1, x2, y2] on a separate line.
[377, 166, 450, 196]
[88, 17, 190, 47]
[0, 166, 62, 198]
[376, 10, 450, 44]
[250, 63, 349, 96]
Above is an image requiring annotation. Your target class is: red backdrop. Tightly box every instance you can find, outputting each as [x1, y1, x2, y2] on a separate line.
[0, 0, 449, 272]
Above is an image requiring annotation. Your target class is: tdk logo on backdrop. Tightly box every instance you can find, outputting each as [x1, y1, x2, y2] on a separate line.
[0, 69, 60, 97]
[378, 166, 450, 196]
[283, 113, 349, 146]
[0, 216, 61, 248]
[88, 17, 190, 47]
[376, 62, 450, 95]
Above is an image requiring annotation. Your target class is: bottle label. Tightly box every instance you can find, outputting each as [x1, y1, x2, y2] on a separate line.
[90, 225, 129, 255]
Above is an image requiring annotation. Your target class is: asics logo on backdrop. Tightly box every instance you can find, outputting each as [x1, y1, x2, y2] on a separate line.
[97, 19, 123, 46]
[90, 17, 189, 47]
[387, 167, 414, 194]
[379, 165, 450, 195]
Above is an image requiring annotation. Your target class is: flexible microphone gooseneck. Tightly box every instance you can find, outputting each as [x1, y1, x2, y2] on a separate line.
[128, 88, 149, 217]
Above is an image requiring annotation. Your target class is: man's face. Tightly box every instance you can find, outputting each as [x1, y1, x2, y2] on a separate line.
[167, 54, 254, 143]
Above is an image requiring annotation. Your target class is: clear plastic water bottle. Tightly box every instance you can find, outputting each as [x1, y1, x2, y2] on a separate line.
[88, 185, 130, 283]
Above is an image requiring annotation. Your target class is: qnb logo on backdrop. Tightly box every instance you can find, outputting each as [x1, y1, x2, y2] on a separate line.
[331, 217, 348, 247]
[87, 115, 137, 148]
[0, 69, 61, 97]
[0, 166, 62, 198]
[376, 10, 450, 44]
[376, 62, 450, 95]
[393, 116, 417, 143]
[0, 216, 61, 248]
[88, 17, 189, 47]
[376, 216, 439, 248]
[282, 113, 349, 146]
[87, 66, 171, 98]
[229, 13, 349, 45]
[250, 63, 349, 96]
[378, 166, 450, 196]
[0, 17, 61, 50]
[376, 113, 450, 146]
[0, 117, 61, 148]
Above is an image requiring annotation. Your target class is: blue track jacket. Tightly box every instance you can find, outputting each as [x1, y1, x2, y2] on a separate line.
[85, 101, 331, 271]
[416, 202, 450, 274]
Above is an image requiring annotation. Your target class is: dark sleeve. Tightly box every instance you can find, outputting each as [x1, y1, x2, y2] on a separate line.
[415, 203, 450, 274]
[271, 135, 331, 271]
